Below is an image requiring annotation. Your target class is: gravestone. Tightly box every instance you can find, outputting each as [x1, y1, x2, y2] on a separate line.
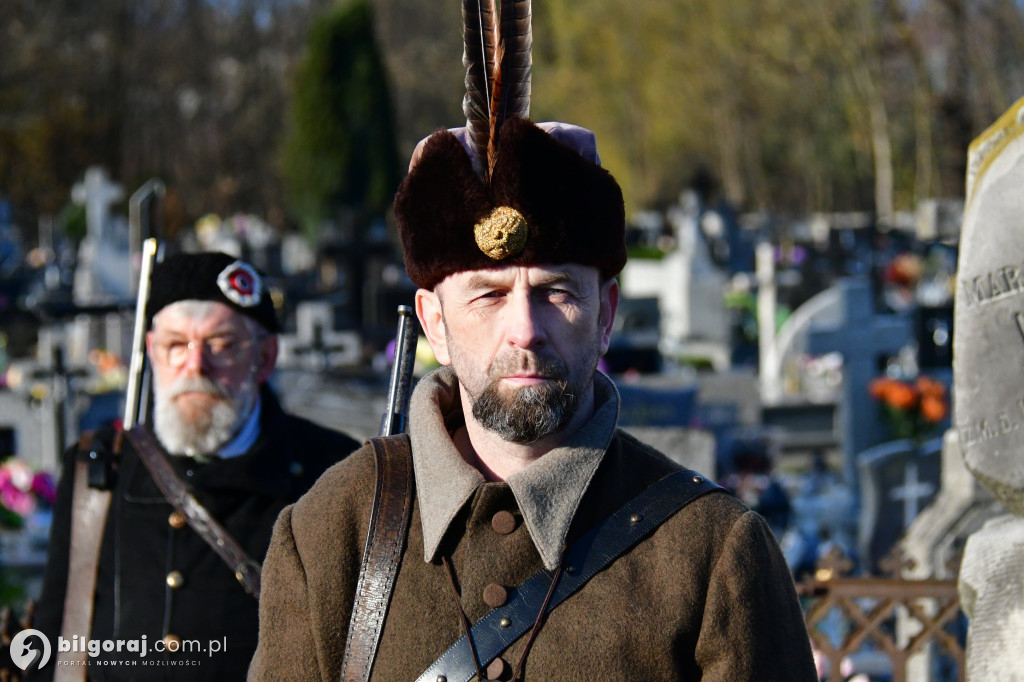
[915, 198, 964, 243]
[71, 167, 124, 243]
[272, 369, 389, 442]
[856, 437, 942, 574]
[605, 297, 661, 373]
[615, 382, 697, 428]
[72, 167, 125, 304]
[954, 94, 1024, 681]
[281, 234, 316, 275]
[0, 389, 57, 471]
[691, 370, 762, 474]
[620, 190, 730, 367]
[807, 278, 914, 486]
[616, 378, 713, 477]
[763, 284, 842, 402]
[623, 426, 716, 480]
[898, 430, 1002, 682]
[277, 301, 360, 371]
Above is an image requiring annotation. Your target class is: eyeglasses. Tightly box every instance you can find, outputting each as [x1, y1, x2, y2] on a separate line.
[151, 336, 258, 370]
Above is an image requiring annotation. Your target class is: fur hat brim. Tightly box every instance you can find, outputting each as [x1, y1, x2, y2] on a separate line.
[395, 117, 626, 290]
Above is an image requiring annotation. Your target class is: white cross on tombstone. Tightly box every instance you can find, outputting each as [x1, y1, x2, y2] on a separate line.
[71, 166, 124, 242]
[278, 301, 360, 370]
[889, 461, 936, 528]
[71, 167, 125, 304]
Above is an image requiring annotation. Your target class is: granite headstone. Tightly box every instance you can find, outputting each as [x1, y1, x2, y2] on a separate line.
[954, 94, 1024, 681]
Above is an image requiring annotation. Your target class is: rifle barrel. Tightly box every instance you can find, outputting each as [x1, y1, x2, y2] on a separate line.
[380, 306, 419, 437]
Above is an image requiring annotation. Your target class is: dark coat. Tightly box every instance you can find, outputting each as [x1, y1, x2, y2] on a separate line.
[31, 386, 359, 682]
[250, 430, 817, 681]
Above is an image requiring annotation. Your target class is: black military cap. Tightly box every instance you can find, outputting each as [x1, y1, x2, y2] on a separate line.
[148, 252, 279, 333]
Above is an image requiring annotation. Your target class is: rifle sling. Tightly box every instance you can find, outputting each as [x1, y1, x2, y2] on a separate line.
[56, 432, 113, 682]
[124, 427, 262, 599]
[415, 468, 725, 682]
[339, 434, 414, 682]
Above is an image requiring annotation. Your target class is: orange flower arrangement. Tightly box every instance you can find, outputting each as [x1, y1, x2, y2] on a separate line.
[869, 375, 949, 442]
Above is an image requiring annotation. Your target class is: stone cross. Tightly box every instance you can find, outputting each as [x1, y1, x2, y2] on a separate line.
[807, 277, 914, 486]
[888, 461, 935, 527]
[71, 167, 124, 242]
[277, 301, 359, 370]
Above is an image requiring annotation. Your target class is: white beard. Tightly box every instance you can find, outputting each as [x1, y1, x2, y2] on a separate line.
[153, 375, 255, 456]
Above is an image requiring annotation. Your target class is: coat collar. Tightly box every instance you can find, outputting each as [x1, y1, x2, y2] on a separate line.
[410, 367, 620, 570]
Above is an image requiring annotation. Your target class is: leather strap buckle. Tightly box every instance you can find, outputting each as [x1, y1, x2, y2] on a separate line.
[235, 559, 262, 597]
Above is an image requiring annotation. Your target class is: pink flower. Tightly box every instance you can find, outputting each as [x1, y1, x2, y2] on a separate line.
[1, 481, 35, 516]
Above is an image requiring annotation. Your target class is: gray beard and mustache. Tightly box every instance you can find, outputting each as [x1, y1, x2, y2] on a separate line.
[464, 352, 592, 445]
[153, 375, 254, 456]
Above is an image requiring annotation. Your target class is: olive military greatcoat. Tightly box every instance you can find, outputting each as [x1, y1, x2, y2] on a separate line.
[31, 386, 359, 681]
[250, 369, 817, 681]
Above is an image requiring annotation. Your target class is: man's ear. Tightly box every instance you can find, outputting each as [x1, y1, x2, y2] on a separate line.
[254, 335, 279, 383]
[416, 288, 451, 366]
[598, 279, 619, 355]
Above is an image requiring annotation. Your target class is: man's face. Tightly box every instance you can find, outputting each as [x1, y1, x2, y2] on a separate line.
[145, 301, 277, 455]
[417, 264, 618, 444]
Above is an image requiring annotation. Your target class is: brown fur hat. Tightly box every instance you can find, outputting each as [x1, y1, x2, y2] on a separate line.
[394, 117, 626, 290]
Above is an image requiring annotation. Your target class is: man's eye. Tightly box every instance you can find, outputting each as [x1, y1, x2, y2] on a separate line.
[208, 339, 235, 356]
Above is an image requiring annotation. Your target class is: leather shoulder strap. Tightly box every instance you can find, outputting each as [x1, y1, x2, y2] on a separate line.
[415, 469, 725, 682]
[123, 427, 262, 598]
[339, 434, 415, 682]
[56, 433, 113, 682]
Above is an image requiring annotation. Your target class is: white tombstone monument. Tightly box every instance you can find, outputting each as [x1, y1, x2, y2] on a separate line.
[620, 190, 730, 368]
[72, 167, 124, 305]
[898, 430, 1002, 681]
[954, 94, 1024, 681]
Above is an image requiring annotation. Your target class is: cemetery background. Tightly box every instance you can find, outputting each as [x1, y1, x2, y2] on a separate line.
[4, 0, 1024, 679]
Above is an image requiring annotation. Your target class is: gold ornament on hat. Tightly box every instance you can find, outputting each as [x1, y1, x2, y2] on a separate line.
[474, 206, 528, 259]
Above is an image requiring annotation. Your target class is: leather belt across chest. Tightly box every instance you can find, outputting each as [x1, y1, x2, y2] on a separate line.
[340, 435, 415, 682]
[414, 468, 723, 682]
[124, 427, 262, 598]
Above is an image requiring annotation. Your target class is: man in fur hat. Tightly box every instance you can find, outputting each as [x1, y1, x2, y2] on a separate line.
[250, 117, 816, 680]
[30, 252, 359, 681]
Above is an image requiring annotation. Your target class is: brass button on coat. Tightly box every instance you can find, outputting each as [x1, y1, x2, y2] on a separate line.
[168, 511, 187, 529]
[482, 583, 508, 608]
[162, 634, 182, 651]
[166, 571, 185, 589]
[485, 657, 508, 680]
[491, 510, 516, 535]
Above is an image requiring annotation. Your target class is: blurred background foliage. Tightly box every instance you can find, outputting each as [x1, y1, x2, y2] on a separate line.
[282, 0, 399, 238]
[2, 0, 1023, 232]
